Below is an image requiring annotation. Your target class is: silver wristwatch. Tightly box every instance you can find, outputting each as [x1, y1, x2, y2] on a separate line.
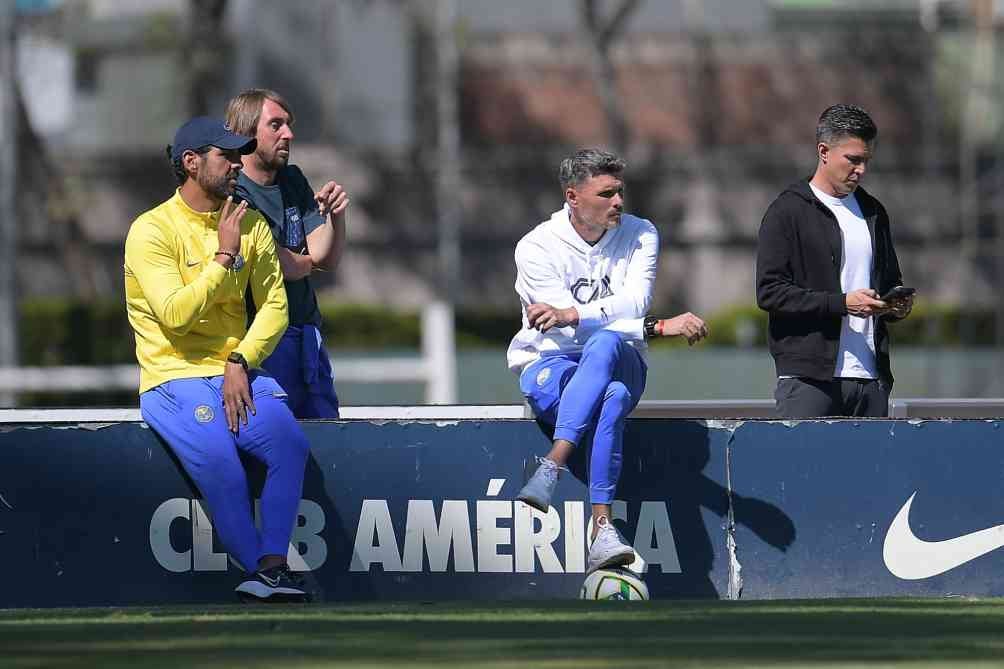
[215, 250, 245, 272]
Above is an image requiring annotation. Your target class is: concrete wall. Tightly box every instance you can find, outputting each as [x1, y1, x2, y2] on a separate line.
[3, 414, 1004, 606]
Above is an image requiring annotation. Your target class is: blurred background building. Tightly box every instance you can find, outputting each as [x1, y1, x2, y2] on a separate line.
[5, 0, 1004, 405]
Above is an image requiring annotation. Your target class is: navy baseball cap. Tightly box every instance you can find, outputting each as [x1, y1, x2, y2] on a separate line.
[170, 116, 256, 162]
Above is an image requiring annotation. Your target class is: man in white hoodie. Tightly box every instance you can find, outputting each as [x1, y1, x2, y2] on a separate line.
[510, 148, 708, 573]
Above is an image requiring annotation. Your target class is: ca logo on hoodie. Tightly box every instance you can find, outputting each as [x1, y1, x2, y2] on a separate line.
[571, 276, 613, 304]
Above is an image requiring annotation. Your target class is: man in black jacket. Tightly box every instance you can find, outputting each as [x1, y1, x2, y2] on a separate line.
[756, 104, 913, 418]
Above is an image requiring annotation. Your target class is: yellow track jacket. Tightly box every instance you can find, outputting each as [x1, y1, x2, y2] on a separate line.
[124, 190, 288, 393]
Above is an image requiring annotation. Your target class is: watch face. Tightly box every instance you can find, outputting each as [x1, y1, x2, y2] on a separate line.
[232, 254, 245, 272]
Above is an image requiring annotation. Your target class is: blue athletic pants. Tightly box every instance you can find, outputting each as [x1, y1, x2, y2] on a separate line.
[140, 374, 310, 573]
[520, 330, 647, 504]
[261, 324, 340, 419]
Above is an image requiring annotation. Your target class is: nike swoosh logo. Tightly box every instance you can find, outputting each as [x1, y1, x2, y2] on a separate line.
[186, 260, 200, 267]
[883, 491, 1004, 580]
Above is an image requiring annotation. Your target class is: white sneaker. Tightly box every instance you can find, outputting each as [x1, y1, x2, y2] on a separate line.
[587, 516, 635, 573]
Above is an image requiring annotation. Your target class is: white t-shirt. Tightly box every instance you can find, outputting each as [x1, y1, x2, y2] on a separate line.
[506, 205, 659, 373]
[810, 184, 878, 380]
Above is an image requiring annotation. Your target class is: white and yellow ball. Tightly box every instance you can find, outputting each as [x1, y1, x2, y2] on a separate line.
[580, 568, 649, 600]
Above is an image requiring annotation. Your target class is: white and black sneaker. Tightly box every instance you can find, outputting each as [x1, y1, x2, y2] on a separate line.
[235, 564, 309, 603]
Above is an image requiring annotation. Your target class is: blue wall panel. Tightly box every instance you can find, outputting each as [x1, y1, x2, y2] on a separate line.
[732, 420, 1004, 598]
[1, 418, 1001, 607]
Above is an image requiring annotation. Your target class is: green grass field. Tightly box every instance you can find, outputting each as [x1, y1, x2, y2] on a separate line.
[3, 599, 1003, 669]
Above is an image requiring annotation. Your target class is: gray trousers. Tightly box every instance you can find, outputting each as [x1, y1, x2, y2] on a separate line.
[774, 377, 889, 418]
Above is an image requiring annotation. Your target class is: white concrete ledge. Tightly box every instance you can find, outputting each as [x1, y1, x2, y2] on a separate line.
[0, 405, 528, 423]
[1, 399, 1003, 424]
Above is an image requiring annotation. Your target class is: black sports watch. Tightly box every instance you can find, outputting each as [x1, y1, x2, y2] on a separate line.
[644, 316, 659, 338]
[226, 351, 248, 371]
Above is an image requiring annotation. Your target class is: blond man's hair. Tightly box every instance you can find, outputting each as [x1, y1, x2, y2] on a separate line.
[224, 88, 295, 138]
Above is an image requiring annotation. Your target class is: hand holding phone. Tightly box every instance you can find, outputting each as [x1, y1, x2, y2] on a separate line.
[879, 286, 915, 302]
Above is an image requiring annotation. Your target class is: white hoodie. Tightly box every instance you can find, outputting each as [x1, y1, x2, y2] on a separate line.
[506, 205, 659, 373]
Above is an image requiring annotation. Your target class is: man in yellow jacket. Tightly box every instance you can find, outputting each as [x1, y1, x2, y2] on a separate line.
[125, 116, 310, 602]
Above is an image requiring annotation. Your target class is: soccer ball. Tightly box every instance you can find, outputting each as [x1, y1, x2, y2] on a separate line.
[579, 568, 650, 601]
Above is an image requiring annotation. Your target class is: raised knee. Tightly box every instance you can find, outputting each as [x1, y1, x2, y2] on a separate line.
[587, 329, 623, 347]
[583, 330, 625, 359]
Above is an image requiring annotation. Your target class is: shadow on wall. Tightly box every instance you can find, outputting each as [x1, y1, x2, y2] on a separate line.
[556, 419, 796, 599]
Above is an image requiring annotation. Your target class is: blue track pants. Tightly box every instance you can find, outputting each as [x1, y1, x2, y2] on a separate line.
[520, 330, 647, 504]
[140, 374, 310, 572]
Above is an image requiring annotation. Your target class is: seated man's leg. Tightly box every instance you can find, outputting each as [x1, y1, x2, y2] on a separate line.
[515, 354, 579, 511]
[233, 373, 312, 601]
[586, 343, 647, 572]
[553, 330, 631, 444]
[140, 378, 260, 574]
[517, 330, 636, 514]
[589, 375, 645, 505]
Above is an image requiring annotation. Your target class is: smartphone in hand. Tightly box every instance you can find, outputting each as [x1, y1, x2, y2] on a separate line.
[880, 286, 915, 302]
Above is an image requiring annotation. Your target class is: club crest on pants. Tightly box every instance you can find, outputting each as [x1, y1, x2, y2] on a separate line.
[194, 405, 214, 423]
[536, 367, 551, 386]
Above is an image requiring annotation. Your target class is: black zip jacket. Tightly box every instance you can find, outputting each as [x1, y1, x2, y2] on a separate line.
[755, 180, 904, 386]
